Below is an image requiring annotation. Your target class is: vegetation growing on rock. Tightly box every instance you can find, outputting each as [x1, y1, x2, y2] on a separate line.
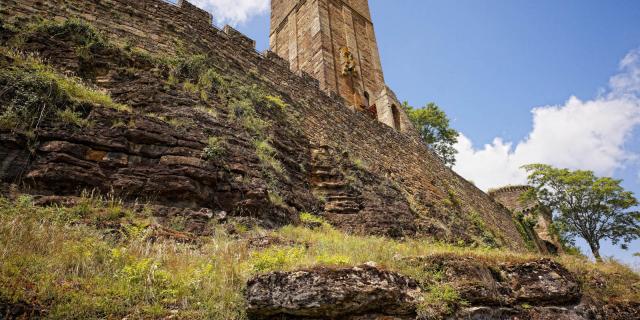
[0, 196, 638, 319]
[0, 8, 639, 320]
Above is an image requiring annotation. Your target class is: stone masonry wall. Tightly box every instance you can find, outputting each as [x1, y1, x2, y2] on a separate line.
[490, 186, 564, 254]
[0, 0, 527, 250]
[269, 0, 385, 109]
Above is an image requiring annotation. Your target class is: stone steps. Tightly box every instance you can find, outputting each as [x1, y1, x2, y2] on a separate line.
[310, 147, 361, 215]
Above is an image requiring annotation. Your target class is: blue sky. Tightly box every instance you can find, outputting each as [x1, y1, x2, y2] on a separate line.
[189, 0, 640, 266]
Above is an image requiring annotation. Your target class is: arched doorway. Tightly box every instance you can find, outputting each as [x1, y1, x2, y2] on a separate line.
[363, 91, 370, 108]
[391, 104, 401, 130]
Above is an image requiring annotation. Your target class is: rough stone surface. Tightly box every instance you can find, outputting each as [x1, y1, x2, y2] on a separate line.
[269, 0, 412, 133]
[500, 259, 581, 305]
[404, 256, 581, 307]
[0, 0, 529, 250]
[245, 265, 422, 319]
[490, 186, 565, 255]
[244, 259, 638, 320]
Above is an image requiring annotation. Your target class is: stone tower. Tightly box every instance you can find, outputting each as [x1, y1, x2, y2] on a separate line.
[270, 0, 409, 131]
[489, 186, 565, 255]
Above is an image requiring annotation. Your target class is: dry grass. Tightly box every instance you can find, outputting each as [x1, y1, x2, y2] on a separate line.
[1, 48, 130, 112]
[0, 196, 637, 319]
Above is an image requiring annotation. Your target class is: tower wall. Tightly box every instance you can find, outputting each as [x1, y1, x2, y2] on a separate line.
[270, 0, 386, 113]
[490, 186, 565, 254]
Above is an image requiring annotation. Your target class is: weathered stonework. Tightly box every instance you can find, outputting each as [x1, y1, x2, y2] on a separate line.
[0, 0, 528, 250]
[269, 0, 412, 132]
[490, 186, 565, 254]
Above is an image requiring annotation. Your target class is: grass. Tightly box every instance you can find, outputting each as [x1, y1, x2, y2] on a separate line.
[57, 108, 91, 127]
[264, 95, 287, 109]
[267, 191, 285, 207]
[168, 54, 229, 102]
[202, 136, 225, 161]
[299, 212, 327, 225]
[469, 211, 499, 248]
[0, 49, 130, 116]
[11, 19, 106, 57]
[0, 196, 638, 319]
[418, 284, 465, 318]
[253, 139, 284, 174]
[0, 195, 248, 319]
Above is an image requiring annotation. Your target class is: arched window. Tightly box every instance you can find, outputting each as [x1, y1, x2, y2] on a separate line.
[363, 91, 370, 108]
[391, 104, 401, 130]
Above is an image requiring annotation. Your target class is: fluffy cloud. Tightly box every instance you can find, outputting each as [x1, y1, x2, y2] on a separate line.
[454, 48, 640, 191]
[189, 0, 269, 25]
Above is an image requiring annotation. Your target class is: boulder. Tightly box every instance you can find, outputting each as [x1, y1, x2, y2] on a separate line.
[403, 256, 581, 306]
[500, 259, 581, 305]
[245, 265, 422, 319]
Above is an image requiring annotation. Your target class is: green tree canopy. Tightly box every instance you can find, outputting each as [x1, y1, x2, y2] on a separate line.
[523, 164, 640, 261]
[402, 102, 459, 167]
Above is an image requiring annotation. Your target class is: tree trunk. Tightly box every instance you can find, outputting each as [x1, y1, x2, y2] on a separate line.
[589, 242, 602, 262]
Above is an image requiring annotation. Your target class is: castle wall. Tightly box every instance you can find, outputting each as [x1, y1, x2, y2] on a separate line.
[1, 0, 528, 251]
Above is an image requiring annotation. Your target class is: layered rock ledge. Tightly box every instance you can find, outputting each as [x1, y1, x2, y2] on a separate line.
[245, 259, 638, 320]
[246, 264, 422, 319]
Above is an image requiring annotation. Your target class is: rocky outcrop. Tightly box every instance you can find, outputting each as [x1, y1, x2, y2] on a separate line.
[245, 264, 422, 319]
[0, 298, 42, 319]
[245, 259, 638, 320]
[404, 255, 581, 307]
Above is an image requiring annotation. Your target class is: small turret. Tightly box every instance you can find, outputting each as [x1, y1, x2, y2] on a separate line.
[489, 185, 564, 255]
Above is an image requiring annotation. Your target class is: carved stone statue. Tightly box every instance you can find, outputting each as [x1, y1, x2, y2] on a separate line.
[340, 47, 357, 76]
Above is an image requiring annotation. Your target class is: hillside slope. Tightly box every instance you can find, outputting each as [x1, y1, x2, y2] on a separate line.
[0, 0, 527, 250]
[0, 196, 638, 319]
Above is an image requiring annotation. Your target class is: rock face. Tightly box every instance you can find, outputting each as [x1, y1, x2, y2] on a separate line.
[500, 259, 581, 305]
[405, 256, 581, 307]
[245, 265, 422, 319]
[0, 0, 528, 250]
[245, 259, 638, 320]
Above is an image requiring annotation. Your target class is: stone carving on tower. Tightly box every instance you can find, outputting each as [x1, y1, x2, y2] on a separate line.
[269, 0, 412, 132]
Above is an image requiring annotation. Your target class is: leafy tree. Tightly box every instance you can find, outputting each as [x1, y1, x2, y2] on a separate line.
[402, 102, 459, 166]
[523, 164, 640, 261]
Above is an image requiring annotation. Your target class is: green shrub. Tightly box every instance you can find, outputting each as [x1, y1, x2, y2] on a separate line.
[202, 136, 225, 160]
[352, 158, 368, 170]
[30, 19, 105, 47]
[12, 19, 107, 62]
[57, 108, 90, 127]
[469, 211, 499, 248]
[198, 68, 227, 101]
[264, 95, 287, 109]
[299, 212, 326, 225]
[254, 139, 284, 174]
[249, 247, 306, 272]
[418, 284, 466, 318]
[171, 54, 208, 81]
[0, 49, 129, 133]
[315, 254, 351, 266]
[268, 191, 285, 206]
[167, 54, 230, 102]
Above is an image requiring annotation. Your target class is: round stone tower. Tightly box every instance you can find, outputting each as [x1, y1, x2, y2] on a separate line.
[489, 186, 564, 255]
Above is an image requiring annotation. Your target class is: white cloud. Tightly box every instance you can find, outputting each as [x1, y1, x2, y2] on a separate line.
[454, 48, 640, 191]
[189, 0, 269, 25]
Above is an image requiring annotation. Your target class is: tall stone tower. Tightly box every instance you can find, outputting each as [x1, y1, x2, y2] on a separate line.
[270, 0, 409, 131]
